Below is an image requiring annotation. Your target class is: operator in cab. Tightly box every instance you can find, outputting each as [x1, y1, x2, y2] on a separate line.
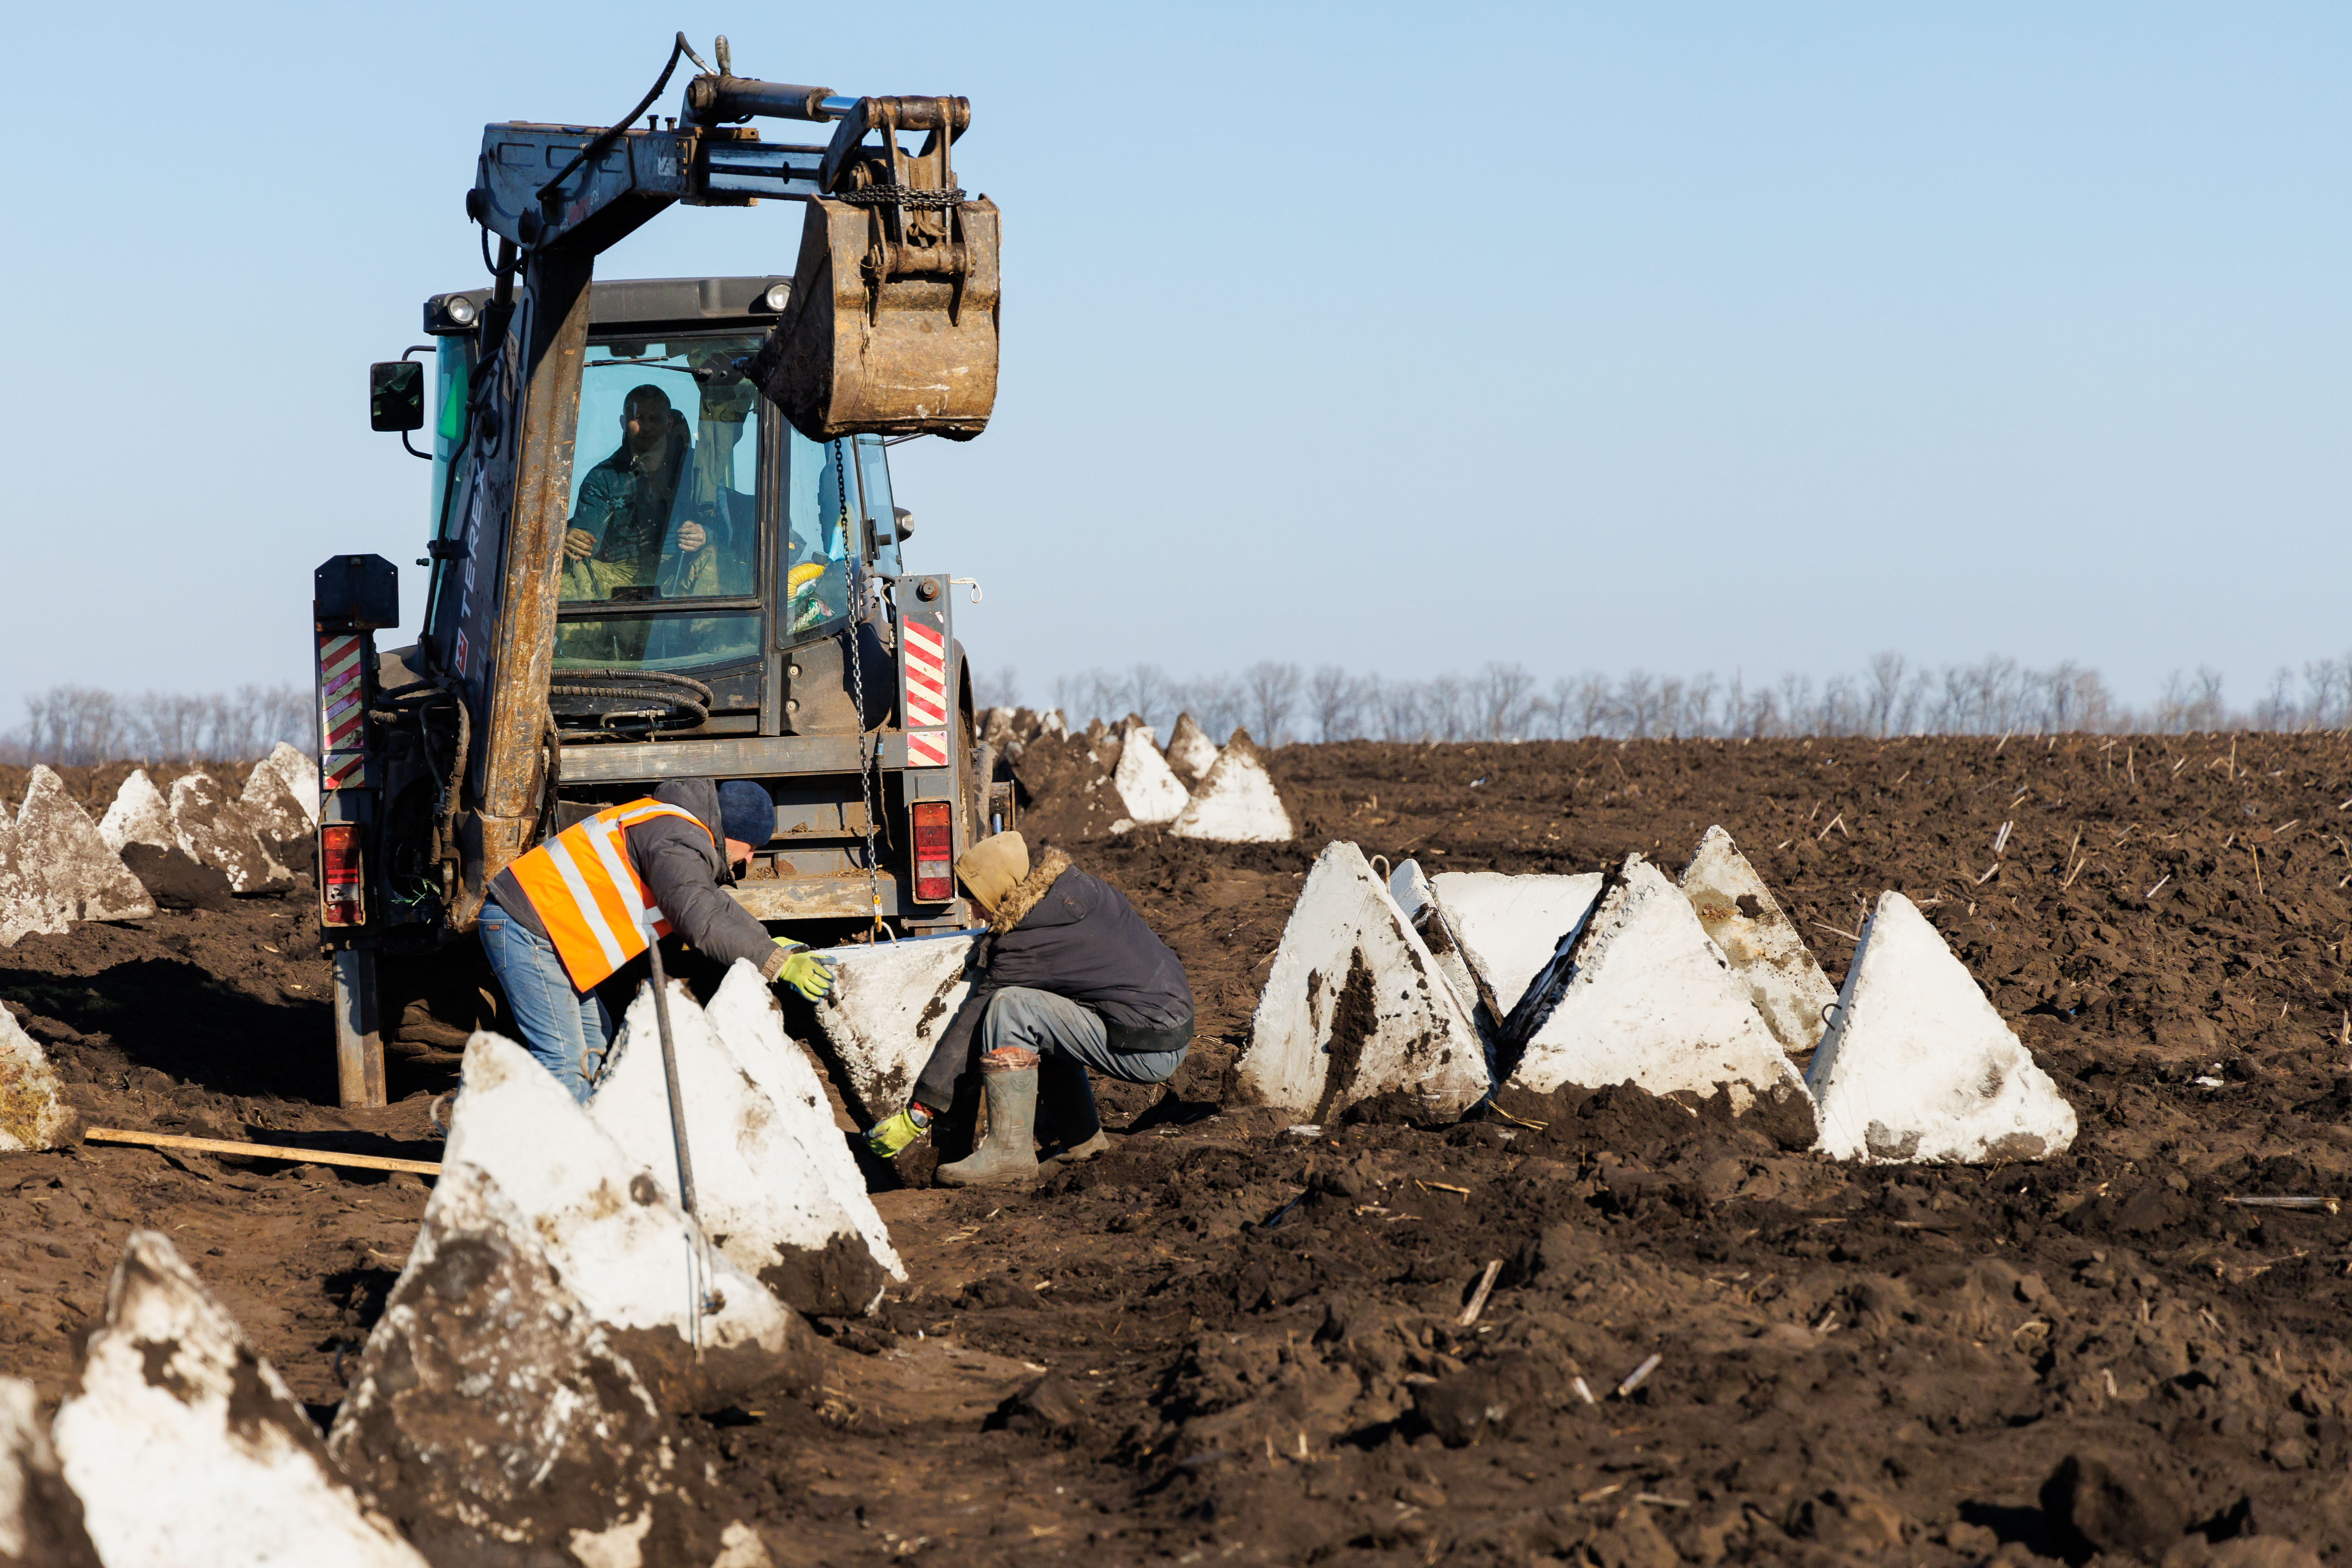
[562, 383, 701, 596]
[478, 778, 835, 1101]
[865, 832, 1194, 1187]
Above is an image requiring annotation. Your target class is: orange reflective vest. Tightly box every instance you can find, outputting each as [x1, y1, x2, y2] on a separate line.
[502, 799, 713, 991]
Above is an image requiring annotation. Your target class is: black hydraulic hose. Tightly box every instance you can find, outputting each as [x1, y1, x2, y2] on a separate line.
[536, 32, 703, 217]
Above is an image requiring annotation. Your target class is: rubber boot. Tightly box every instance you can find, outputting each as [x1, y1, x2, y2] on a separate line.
[934, 1049, 1041, 1187]
[1038, 1054, 1108, 1170]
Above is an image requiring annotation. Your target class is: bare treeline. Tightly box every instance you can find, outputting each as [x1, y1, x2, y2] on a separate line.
[1029, 654, 2352, 746]
[2, 685, 314, 767]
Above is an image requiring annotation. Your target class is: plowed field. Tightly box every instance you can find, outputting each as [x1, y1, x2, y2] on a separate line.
[6, 733, 2352, 1564]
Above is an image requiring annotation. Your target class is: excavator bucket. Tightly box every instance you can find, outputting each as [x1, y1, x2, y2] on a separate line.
[752, 96, 999, 443]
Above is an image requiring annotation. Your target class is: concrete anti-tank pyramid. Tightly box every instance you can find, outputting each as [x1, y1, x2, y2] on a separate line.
[244, 741, 321, 827]
[591, 969, 901, 1316]
[0, 1007, 76, 1152]
[1164, 712, 1220, 785]
[1385, 859, 1485, 1024]
[0, 827, 64, 948]
[1807, 891, 2078, 1164]
[1424, 870, 1605, 1020]
[12, 767, 153, 926]
[1240, 841, 1487, 1120]
[1679, 826, 1837, 1056]
[0, 1377, 100, 1566]
[705, 964, 904, 1286]
[1111, 722, 1190, 826]
[1503, 855, 1814, 1130]
[444, 1029, 816, 1411]
[810, 932, 977, 1125]
[328, 1162, 725, 1564]
[169, 773, 291, 894]
[52, 1232, 429, 1568]
[1170, 728, 1292, 844]
[98, 769, 173, 853]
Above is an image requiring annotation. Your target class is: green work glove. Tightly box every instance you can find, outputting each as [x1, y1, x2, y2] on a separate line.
[866, 1104, 932, 1159]
[773, 945, 836, 1002]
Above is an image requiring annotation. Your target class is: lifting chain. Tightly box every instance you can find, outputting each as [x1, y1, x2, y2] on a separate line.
[835, 184, 967, 209]
[837, 440, 887, 935]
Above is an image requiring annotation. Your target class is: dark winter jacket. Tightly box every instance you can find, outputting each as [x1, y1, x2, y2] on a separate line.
[486, 778, 787, 984]
[915, 848, 1193, 1104]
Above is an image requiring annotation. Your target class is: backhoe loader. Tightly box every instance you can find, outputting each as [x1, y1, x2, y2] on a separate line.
[318, 36, 1006, 1106]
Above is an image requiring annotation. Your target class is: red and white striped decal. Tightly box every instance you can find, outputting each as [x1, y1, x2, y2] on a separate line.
[317, 633, 367, 791]
[902, 619, 949, 730]
[906, 728, 950, 769]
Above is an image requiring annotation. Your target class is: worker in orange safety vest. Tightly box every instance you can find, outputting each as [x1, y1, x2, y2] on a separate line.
[477, 777, 834, 1101]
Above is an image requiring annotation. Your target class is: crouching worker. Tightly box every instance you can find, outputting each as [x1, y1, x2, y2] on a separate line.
[477, 777, 838, 1101]
[865, 832, 1193, 1186]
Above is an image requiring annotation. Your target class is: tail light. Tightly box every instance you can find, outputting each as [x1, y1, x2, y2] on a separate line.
[910, 802, 953, 903]
[321, 823, 364, 926]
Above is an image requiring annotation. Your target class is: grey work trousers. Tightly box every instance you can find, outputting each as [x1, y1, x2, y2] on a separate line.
[912, 986, 1190, 1113]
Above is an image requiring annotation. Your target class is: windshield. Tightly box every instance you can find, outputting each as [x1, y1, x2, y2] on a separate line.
[783, 430, 898, 643]
[557, 334, 762, 670]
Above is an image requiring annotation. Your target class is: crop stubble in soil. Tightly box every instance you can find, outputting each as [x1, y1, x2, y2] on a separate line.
[6, 736, 2352, 1563]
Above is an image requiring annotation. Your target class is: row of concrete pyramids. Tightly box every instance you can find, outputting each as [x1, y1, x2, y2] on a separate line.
[1235, 828, 2078, 1165]
[0, 962, 894, 1563]
[982, 707, 1295, 843]
[0, 744, 318, 947]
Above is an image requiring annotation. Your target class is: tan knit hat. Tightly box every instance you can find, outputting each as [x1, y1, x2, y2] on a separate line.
[956, 831, 1030, 914]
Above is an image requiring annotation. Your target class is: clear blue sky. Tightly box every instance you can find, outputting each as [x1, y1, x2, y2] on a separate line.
[5, 2, 2343, 720]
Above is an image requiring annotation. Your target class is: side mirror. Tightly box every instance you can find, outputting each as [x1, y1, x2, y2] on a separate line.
[370, 361, 425, 433]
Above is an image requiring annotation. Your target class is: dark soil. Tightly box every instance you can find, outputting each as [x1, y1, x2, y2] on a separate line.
[7, 734, 2352, 1564]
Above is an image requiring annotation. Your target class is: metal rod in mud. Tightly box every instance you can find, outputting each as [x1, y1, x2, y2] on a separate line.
[645, 940, 719, 1326]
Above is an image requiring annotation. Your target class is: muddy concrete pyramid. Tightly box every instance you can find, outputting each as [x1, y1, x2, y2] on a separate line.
[1240, 841, 1487, 1120]
[51, 1232, 429, 1568]
[1503, 855, 1814, 1129]
[97, 769, 173, 854]
[811, 933, 977, 1125]
[244, 741, 321, 828]
[0, 828, 64, 948]
[591, 969, 902, 1316]
[1424, 869, 1606, 1020]
[444, 1029, 815, 1410]
[1385, 859, 1485, 1024]
[1111, 722, 1190, 826]
[169, 773, 291, 895]
[11, 767, 153, 927]
[1171, 728, 1292, 844]
[0, 1006, 75, 1152]
[1807, 891, 2078, 1164]
[705, 965, 904, 1286]
[1164, 712, 1220, 785]
[0, 1377, 100, 1566]
[1679, 826, 1837, 1056]
[329, 1161, 722, 1564]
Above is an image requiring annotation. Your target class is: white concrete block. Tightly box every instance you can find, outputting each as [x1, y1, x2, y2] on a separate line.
[1384, 859, 1483, 1023]
[1504, 855, 1814, 1125]
[1170, 729, 1292, 844]
[1164, 712, 1220, 785]
[1112, 724, 1190, 825]
[591, 971, 900, 1316]
[52, 1232, 428, 1568]
[1427, 870, 1604, 1019]
[1038, 709, 1068, 740]
[169, 773, 291, 895]
[328, 1162, 697, 1561]
[1678, 826, 1837, 1056]
[98, 769, 173, 854]
[809, 933, 977, 1124]
[705, 965, 904, 1278]
[0, 1376, 99, 1566]
[0, 830, 66, 949]
[245, 741, 321, 828]
[13, 767, 153, 926]
[1807, 892, 2079, 1164]
[0, 1009, 74, 1153]
[1239, 841, 1487, 1119]
[444, 1030, 813, 1411]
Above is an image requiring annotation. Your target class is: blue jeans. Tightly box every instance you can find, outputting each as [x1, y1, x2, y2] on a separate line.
[478, 902, 612, 1104]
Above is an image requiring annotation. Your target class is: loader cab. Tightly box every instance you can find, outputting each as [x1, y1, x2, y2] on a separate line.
[418, 277, 905, 739]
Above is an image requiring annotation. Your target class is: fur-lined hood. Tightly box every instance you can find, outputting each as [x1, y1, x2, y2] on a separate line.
[988, 845, 1072, 934]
